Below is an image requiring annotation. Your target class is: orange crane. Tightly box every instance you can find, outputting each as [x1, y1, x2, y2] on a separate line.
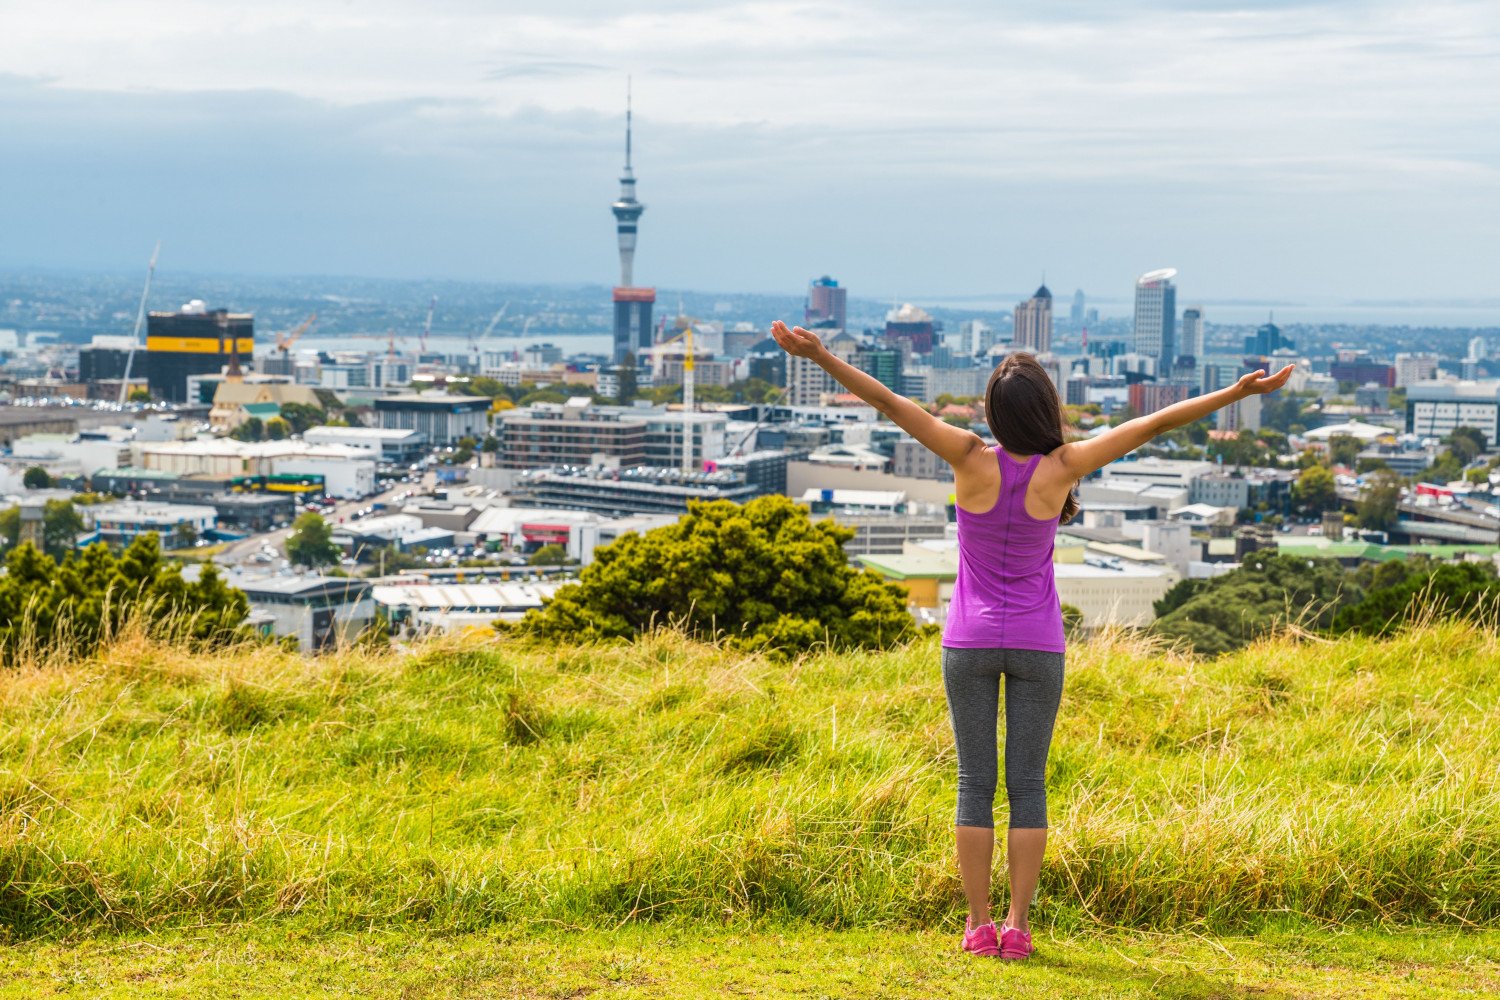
[275, 312, 317, 355]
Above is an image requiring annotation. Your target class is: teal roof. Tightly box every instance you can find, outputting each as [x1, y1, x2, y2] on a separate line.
[242, 403, 282, 417]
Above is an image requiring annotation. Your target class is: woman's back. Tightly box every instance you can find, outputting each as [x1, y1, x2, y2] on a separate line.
[943, 448, 1064, 652]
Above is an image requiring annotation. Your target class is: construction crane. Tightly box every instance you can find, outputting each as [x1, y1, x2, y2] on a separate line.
[420, 296, 437, 355]
[117, 240, 161, 405]
[384, 329, 407, 363]
[650, 324, 698, 473]
[729, 384, 789, 456]
[470, 303, 509, 370]
[275, 312, 317, 355]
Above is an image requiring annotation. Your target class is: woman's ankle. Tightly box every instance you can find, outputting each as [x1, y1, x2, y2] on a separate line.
[968, 910, 993, 928]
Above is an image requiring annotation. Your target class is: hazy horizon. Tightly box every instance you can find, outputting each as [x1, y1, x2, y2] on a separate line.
[3, 1, 1498, 307]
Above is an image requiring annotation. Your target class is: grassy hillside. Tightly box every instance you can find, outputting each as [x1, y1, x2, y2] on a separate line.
[2, 618, 1496, 948]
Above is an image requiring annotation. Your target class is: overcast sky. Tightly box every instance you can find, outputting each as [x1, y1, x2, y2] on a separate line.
[1, 0, 1496, 305]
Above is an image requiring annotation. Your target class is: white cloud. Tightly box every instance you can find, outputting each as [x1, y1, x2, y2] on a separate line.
[1, 1, 1497, 297]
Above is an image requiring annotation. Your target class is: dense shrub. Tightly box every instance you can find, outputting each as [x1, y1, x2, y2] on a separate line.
[0, 534, 251, 660]
[513, 494, 925, 655]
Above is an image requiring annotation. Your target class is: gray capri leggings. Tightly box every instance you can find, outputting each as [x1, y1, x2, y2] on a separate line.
[941, 647, 1066, 829]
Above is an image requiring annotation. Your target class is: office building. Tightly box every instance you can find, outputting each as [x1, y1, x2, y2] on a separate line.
[1394, 353, 1441, 389]
[884, 303, 937, 356]
[79, 337, 136, 384]
[1013, 284, 1053, 353]
[134, 439, 376, 499]
[610, 91, 655, 363]
[805, 275, 847, 329]
[855, 346, 904, 393]
[1244, 319, 1292, 356]
[144, 300, 253, 403]
[787, 330, 859, 406]
[1406, 379, 1500, 443]
[1217, 393, 1263, 433]
[893, 437, 954, 481]
[495, 397, 649, 469]
[1069, 290, 1086, 327]
[1330, 350, 1396, 388]
[1132, 268, 1177, 369]
[1180, 306, 1204, 361]
[232, 572, 374, 652]
[1127, 380, 1195, 416]
[303, 426, 428, 465]
[87, 501, 218, 549]
[373, 392, 490, 445]
[705, 450, 788, 496]
[510, 464, 762, 516]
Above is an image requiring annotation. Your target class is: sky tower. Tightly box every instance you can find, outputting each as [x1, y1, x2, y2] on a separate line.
[611, 85, 644, 287]
[610, 83, 655, 365]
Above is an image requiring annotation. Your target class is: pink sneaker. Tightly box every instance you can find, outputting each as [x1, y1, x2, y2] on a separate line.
[961, 918, 999, 957]
[999, 923, 1034, 960]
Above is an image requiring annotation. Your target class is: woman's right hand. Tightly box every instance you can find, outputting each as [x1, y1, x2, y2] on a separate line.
[1235, 364, 1295, 396]
[770, 320, 826, 359]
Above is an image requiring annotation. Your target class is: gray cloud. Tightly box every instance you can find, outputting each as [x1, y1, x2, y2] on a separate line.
[0, 1, 1497, 304]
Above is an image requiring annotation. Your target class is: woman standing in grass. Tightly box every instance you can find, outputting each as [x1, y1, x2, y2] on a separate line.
[770, 320, 1292, 960]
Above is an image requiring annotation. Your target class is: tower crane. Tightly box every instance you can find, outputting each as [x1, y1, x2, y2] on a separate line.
[420, 296, 437, 356]
[471, 303, 510, 369]
[117, 240, 161, 405]
[275, 312, 317, 355]
[650, 324, 698, 473]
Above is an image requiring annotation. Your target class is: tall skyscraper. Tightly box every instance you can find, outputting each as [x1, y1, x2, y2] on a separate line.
[1181, 306, 1204, 361]
[1133, 268, 1177, 369]
[1244, 318, 1292, 356]
[805, 275, 847, 329]
[145, 300, 252, 403]
[1013, 283, 1053, 353]
[884, 303, 937, 355]
[1069, 289, 1086, 327]
[611, 87, 655, 364]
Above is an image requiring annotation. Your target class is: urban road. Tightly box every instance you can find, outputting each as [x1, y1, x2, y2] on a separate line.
[1334, 486, 1500, 542]
[214, 472, 436, 569]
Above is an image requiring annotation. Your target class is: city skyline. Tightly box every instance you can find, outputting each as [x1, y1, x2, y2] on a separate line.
[1, 1, 1497, 304]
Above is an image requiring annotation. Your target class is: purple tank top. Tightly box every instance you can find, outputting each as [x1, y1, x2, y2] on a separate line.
[942, 448, 1065, 652]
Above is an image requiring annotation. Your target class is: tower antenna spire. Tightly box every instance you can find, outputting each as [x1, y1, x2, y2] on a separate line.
[625, 76, 633, 173]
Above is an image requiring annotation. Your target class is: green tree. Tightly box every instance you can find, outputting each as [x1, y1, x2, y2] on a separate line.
[1357, 471, 1402, 531]
[22, 466, 51, 489]
[513, 494, 923, 656]
[1061, 603, 1085, 639]
[231, 416, 265, 442]
[285, 512, 340, 569]
[278, 402, 326, 435]
[1327, 434, 1362, 468]
[1153, 554, 1357, 655]
[1334, 561, 1500, 637]
[0, 534, 250, 659]
[0, 499, 86, 561]
[528, 543, 567, 565]
[264, 417, 290, 440]
[171, 521, 199, 549]
[617, 351, 638, 403]
[127, 387, 152, 404]
[1291, 464, 1338, 515]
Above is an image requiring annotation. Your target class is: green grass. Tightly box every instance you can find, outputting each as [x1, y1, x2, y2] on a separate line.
[0, 621, 1497, 994]
[0, 923, 1496, 998]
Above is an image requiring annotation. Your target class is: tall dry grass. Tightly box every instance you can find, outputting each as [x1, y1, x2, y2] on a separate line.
[0, 618, 1496, 942]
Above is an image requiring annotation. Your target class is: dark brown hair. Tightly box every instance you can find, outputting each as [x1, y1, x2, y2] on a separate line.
[983, 352, 1079, 523]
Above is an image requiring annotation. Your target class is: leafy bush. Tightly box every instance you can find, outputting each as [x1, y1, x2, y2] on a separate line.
[0, 534, 251, 662]
[1153, 553, 1357, 656]
[513, 495, 924, 656]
